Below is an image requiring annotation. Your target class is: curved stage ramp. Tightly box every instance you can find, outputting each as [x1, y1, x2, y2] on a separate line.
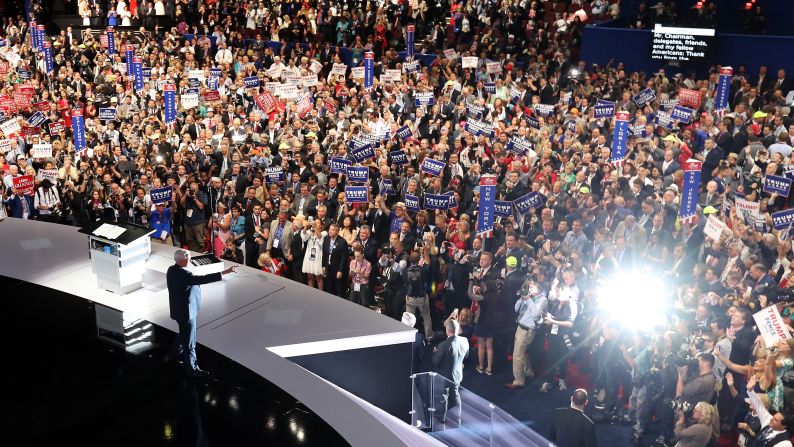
[0, 218, 439, 447]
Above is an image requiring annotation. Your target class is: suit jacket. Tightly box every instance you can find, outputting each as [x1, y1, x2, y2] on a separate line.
[166, 264, 222, 322]
[291, 193, 316, 216]
[613, 221, 647, 253]
[656, 160, 680, 177]
[266, 220, 293, 257]
[322, 236, 349, 274]
[698, 191, 722, 208]
[548, 407, 597, 447]
[432, 335, 469, 385]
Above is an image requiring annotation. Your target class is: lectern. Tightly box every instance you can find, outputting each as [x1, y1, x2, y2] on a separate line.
[79, 220, 155, 295]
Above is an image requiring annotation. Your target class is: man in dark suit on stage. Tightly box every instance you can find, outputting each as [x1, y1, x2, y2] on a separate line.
[432, 318, 469, 423]
[167, 249, 237, 378]
[322, 223, 349, 297]
[549, 388, 598, 447]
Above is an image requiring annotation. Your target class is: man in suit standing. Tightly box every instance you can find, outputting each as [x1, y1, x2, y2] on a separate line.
[323, 223, 349, 297]
[266, 210, 292, 269]
[432, 317, 469, 423]
[549, 388, 598, 447]
[167, 249, 237, 378]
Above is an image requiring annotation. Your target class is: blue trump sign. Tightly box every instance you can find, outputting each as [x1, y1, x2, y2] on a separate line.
[420, 158, 446, 177]
[346, 166, 369, 183]
[330, 157, 352, 174]
[513, 191, 544, 215]
[764, 174, 792, 197]
[98, 108, 116, 121]
[345, 186, 369, 203]
[150, 187, 172, 204]
[424, 194, 451, 210]
[389, 150, 409, 165]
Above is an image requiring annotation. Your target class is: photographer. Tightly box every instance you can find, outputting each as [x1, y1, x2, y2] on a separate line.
[220, 237, 243, 264]
[379, 240, 408, 321]
[660, 353, 717, 447]
[33, 178, 61, 223]
[180, 180, 208, 252]
[540, 269, 580, 393]
[673, 402, 717, 447]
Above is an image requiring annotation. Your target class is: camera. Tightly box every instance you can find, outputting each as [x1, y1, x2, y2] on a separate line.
[668, 398, 694, 414]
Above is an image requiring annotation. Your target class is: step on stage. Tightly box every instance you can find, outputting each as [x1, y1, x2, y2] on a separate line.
[0, 218, 439, 446]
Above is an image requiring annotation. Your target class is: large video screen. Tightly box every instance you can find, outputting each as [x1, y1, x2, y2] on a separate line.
[651, 24, 714, 62]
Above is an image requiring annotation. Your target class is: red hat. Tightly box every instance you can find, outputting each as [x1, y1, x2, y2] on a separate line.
[749, 124, 761, 135]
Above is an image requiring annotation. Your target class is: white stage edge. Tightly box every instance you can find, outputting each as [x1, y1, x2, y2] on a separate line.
[0, 218, 440, 447]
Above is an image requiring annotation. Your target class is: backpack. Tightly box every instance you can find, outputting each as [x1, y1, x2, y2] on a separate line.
[404, 264, 424, 297]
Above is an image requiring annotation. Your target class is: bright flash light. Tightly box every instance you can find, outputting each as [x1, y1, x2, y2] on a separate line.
[597, 270, 670, 331]
[156, 155, 164, 163]
[570, 68, 581, 77]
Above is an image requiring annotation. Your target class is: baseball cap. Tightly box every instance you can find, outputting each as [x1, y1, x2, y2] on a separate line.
[506, 256, 518, 268]
[703, 206, 718, 215]
[579, 186, 590, 194]
[16, 154, 24, 160]
[753, 111, 768, 119]
[663, 134, 678, 142]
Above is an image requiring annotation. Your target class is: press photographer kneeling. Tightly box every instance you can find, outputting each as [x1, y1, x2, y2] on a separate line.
[662, 353, 717, 447]
[673, 401, 717, 447]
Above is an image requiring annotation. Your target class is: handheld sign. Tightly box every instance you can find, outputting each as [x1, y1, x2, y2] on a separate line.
[13, 174, 35, 195]
[420, 158, 445, 177]
[150, 187, 173, 204]
[345, 186, 369, 203]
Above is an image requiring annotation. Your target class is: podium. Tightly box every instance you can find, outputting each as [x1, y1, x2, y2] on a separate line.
[79, 220, 155, 295]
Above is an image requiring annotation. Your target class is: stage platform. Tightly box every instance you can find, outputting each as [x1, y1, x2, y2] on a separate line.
[0, 218, 438, 447]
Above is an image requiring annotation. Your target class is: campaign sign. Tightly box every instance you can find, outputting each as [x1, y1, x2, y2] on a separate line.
[753, 306, 792, 348]
[37, 168, 57, 183]
[678, 88, 702, 109]
[506, 136, 534, 156]
[655, 111, 676, 129]
[32, 101, 49, 112]
[466, 102, 485, 120]
[405, 194, 420, 212]
[98, 108, 116, 121]
[632, 88, 656, 107]
[772, 209, 794, 231]
[72, 109, 86, 153]
[671, 105, 694, 123]
[764, 174, 792, 197]
[21, 126, 40, 137]
[524, 115, 540, 129]
[425, 194, 451, 210]
[351, 144, 375, 163]
[203, 90, 221, 102]
[263, 167, 285, 183]
[494, 200, 513, 217]
[345, 185, 369, 203]
[628, 124, 648, 138]
[244, 76, 260, 88]
[30, 143, 52, 158]
[420, 158, 445, 177]
[48, 122, 64, 135]
[187, 78, 201, 88]
[150, 186, 172, 204]
[142, 67, 152, 79]
[513, 191, 544, 215]
[26, 111, 46, 127]
[534, 104, 555, 117]
[346, 166, 369, 183]
[593, 100, 615, 119]
[13, 174, 34, 195]
[389, 150, 409, 165]
[464, 119, 494, 138]
[380, 178, 395, 195]
[414, 92, 436, 106]
[484, 83, 496, 94]
[396, 125, 413, 141]
[329, 157, 352, 174]
[254, 91, 277, 113]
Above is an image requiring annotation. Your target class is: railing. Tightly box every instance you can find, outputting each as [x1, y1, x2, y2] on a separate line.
[410, 371, 551, 446]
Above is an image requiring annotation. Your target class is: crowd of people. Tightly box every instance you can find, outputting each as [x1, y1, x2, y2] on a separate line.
[4, 0, 794, 446]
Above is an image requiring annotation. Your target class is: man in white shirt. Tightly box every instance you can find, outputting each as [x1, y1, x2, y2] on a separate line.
[214, 43, 233, 65]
